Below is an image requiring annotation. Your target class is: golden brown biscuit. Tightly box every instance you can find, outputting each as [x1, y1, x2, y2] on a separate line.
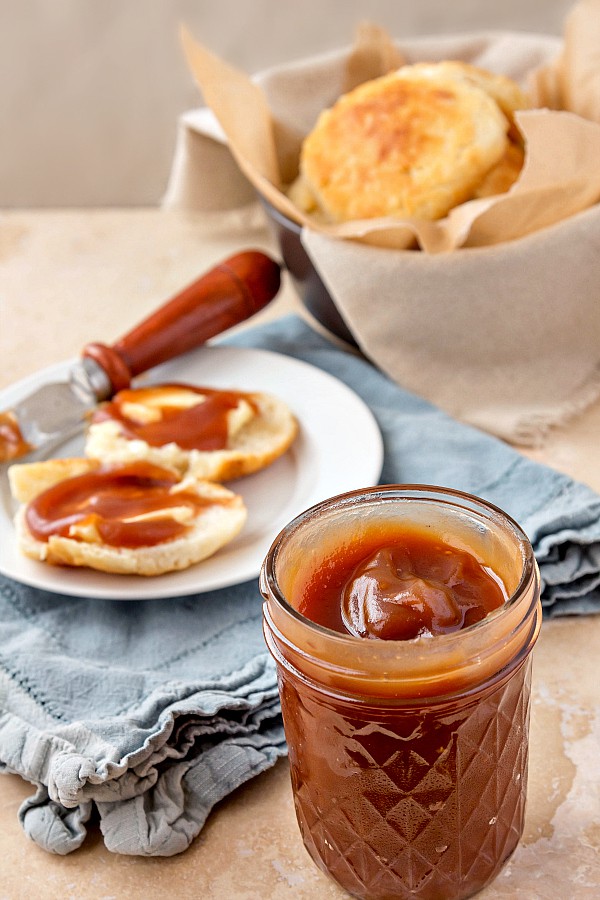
[9, 457, 247, 575]
[84, 384, 299, 482]
[299, 63, 510, 223]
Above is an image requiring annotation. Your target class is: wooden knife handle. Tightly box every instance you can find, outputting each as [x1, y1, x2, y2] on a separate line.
[81, 250, 281, 393]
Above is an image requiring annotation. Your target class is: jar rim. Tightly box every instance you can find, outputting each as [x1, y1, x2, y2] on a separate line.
[261, 483, 537, 650]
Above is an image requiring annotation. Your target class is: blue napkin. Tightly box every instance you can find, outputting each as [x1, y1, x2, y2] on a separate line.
[1, 316, 599, 858]
[234, 318, 600, 617]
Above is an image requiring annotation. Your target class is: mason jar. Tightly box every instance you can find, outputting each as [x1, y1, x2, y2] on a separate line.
[260, 485, 541, 900]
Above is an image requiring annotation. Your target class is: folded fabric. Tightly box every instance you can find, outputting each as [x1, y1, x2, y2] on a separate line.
[0, 578, 285, 856]
[1, 316, 599, 860]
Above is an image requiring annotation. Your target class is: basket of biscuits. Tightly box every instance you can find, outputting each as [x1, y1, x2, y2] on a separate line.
[174, 0, 600, 445]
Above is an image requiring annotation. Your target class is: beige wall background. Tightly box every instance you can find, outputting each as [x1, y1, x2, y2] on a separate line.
[1, 0, 575, 208]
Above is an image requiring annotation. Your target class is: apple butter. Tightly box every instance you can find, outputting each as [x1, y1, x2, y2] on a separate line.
[299, 525, 507, 640]
[0, 412, 31, 462]
[261, 485, 541, 900]
[26, 461, 217, 548]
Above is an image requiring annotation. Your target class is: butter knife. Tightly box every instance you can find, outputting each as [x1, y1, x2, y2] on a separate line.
[1, 250, 281, 461]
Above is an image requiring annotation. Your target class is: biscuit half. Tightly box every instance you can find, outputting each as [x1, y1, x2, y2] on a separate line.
[84, 385, 299, 482]
[9, 457, 247, 576]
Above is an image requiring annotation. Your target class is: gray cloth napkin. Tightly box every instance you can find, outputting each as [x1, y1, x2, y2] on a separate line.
[1, 316, 599, 858]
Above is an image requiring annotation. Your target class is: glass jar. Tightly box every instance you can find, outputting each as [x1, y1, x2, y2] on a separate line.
[260, 485, 541, 900]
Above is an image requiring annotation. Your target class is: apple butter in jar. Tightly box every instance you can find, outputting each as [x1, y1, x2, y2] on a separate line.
[260, 485, 541, 900]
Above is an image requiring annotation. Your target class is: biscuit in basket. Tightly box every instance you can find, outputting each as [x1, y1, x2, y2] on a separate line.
[84, 383, 298, 482]
[295, 61, 526, 222]
[8, 457, 247, 575]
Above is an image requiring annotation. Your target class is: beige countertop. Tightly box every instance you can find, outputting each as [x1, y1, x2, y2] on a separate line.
[0, 208, 599, 899]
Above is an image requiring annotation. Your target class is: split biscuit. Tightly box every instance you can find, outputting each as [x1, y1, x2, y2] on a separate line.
[9, 457, 247, 576]
[84, 383, 299, 482]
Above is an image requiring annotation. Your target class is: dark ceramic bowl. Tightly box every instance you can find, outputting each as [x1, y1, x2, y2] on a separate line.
[259, 197, 358, 347]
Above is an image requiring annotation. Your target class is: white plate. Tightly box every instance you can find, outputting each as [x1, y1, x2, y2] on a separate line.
[0, 347, 383, 599]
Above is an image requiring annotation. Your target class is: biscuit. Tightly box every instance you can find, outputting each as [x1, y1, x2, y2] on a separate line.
[9, 457, 247, 575]
[298, 62, 514, 222]
[84, 384, 298, 482]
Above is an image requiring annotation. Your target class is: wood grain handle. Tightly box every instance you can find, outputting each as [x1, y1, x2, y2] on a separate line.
[81, 250, 281, 393]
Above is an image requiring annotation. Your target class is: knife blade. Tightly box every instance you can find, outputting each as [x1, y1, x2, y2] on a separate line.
[1, 250, 281, 462]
